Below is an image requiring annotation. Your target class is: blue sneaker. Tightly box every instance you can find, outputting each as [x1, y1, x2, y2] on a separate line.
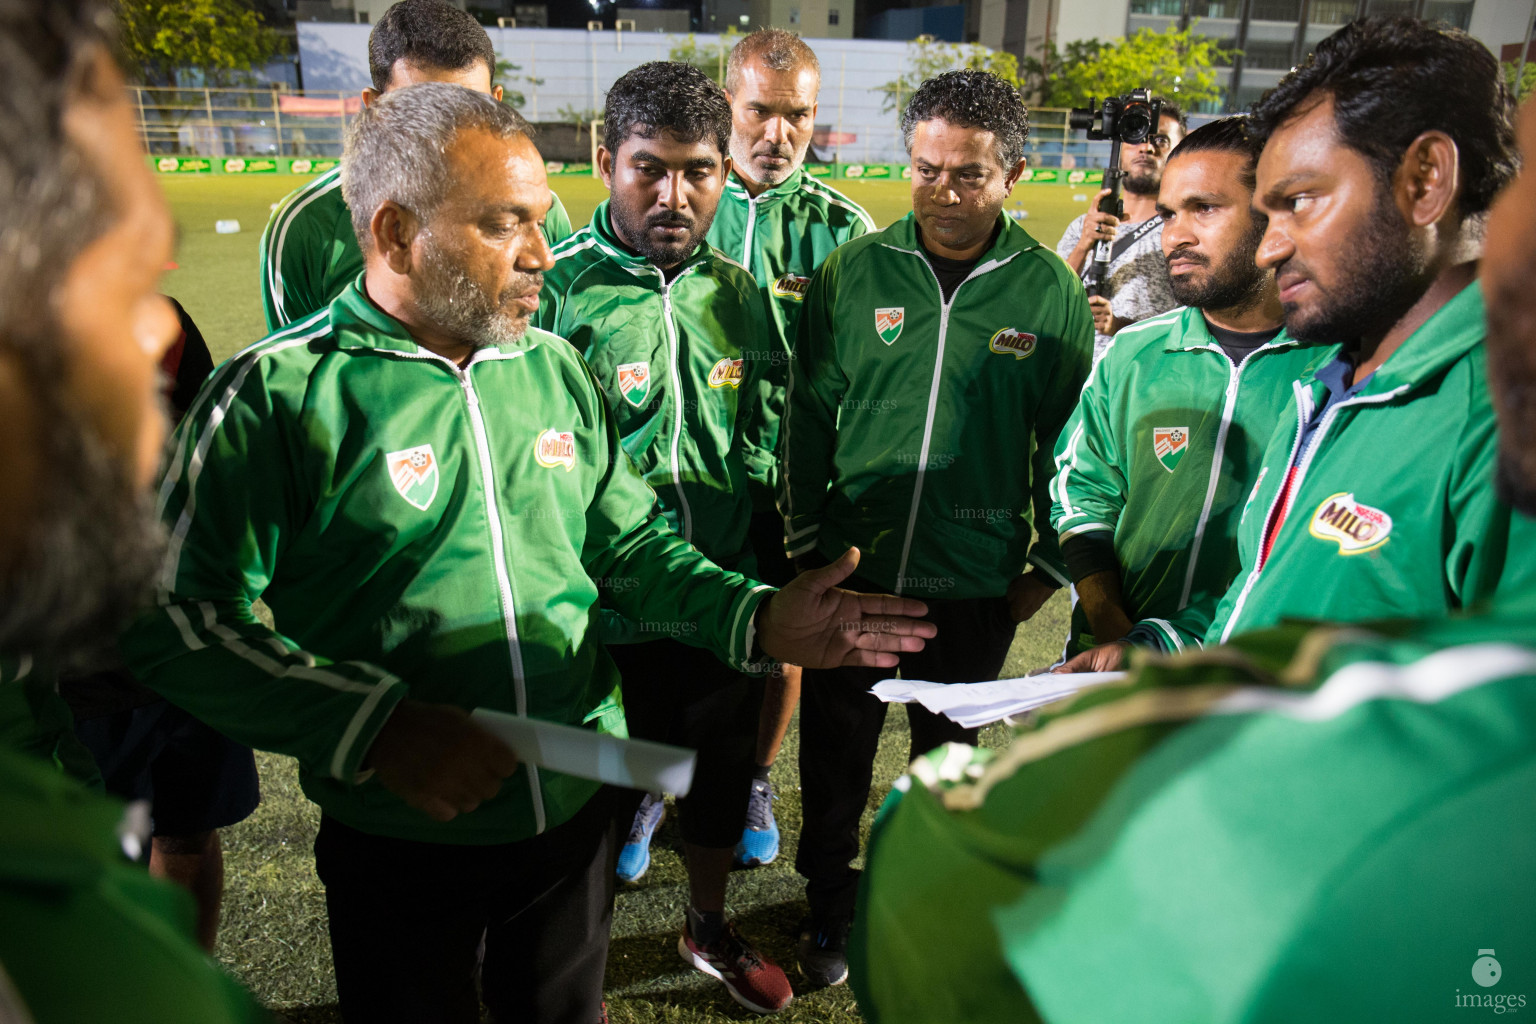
[616, 793, 665, 882]
[733, 778, 780, 867]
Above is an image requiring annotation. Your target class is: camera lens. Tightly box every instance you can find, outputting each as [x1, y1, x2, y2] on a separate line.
[1118, 105, 1152, 143]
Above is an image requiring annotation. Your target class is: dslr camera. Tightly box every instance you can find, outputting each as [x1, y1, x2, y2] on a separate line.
[1069, 88, 1164, 145]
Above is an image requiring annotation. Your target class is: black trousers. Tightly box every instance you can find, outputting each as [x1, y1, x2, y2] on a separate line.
[314, 788, 623, 1024]
[796, 580, 1018, 924]
[608, 637, 763, 848]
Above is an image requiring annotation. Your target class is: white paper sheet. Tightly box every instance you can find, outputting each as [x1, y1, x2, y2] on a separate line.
[470, 709, 697, 796]
[870, 671, 1127, 728]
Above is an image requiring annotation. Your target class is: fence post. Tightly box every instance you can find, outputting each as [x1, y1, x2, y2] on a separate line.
[271, 88, 284, 156]
[134, 87, 148, 151]
[204, 87, 215, 156]
[338, 91, 347, 157]
[836, 51, 845, 166]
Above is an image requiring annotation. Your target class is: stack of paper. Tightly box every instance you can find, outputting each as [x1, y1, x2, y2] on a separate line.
[870, 671, 1126, 728]
[471, 708, 698, 795]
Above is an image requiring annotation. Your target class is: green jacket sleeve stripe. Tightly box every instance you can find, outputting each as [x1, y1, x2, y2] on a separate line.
[259, 167, 343, 330]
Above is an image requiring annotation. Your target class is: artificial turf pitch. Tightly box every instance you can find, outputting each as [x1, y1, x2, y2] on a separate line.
[161, 172, 1080, 1022]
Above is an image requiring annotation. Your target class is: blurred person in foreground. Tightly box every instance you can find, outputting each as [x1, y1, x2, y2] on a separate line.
[850, 18, 1536, 1024]
[0, 0, 264, 1019]
[258, 0, 572, 332]
[705, 26, 876, 875]
[123, 82, 934, 1023]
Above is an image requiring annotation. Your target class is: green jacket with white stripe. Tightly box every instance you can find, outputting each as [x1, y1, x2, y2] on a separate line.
[534, 201, 768, 639]
[782, 211, 1095, 599]
[1207, 281, 1536, 645]
[851, 586, 1536, 1023]
[705, 168, 873, 508]
[121, 281, 773, 844]
[1049, 307, 1319, 655]
[258, 166, 574, 331]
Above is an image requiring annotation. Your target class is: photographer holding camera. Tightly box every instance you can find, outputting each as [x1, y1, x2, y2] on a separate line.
[1057, 94, 1185, 356]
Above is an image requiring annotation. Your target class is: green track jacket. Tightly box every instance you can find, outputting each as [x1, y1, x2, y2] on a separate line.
[851, 587, 1536, 1024]
[1208, 282, 1536, 644]
[258, 166, 574, 331]
[0, 745, 263, 1023]
[781, 212, 1094, 599]
[1050, 307, 1318, 654]
[705, 169, 873, 506]
[122, 282, 773, 844]
[535, 201, 765, 578]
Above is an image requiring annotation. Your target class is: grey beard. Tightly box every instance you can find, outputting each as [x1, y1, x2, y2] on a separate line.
[415, 242, 532, 349]
[0, 376, 167, 669]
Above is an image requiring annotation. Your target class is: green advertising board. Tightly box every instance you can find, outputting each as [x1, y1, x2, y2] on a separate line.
[153, 156, 214, 174]
[220, 157, 278, 174]
[289, 158, 340, 175]
[543, 161, 593, 176]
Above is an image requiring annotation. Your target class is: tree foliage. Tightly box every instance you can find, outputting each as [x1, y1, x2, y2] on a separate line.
[877, 35, 1022, 116]
[494, 56, 543, 110]
[1504, 60, 1536, 103]
[1020, 39, 1105, 107]
[668, 28, 744, 88]
[1045, 23, 1234, 109]
[114, 0, 281, 87]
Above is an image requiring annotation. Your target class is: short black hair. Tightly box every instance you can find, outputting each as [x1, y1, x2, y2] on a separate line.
[1249, 15, 1516, 217]
[368, 0, 496, 94]
[1167, 115, 1258, 190]
[603, 61, 731, 155]
[1157, 99, 1187, 132]
[901, 69, 1029, 168]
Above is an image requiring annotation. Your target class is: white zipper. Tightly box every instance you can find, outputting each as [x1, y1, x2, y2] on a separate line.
[657, 270, 697, 542]
[890, 247, 1016, 594]
[741, 192, 759, 273]
[397, 346, 546, 832]
[1178, 341, 1290, 608]
[1219, 378, 1409, 643]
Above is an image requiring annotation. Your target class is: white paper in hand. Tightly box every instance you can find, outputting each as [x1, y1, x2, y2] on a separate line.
[470, 709, 697, 796]
[871, 672, 1125, 728]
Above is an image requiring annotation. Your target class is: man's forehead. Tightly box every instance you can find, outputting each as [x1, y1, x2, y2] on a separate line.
[620, 130, 721, 163]
[1255, 96, 1346, 188]
[441, 130, 547, 200]
[737, 61, 818, 97]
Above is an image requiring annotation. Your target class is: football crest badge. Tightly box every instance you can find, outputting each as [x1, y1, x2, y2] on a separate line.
[1309, 492, 1392, 554]
[535, 429, 576, 472]
[708, 358, 744, 389]
[617, 362, 650, 407]
[875, 307, 904, 345]
[989, 327, 1038, 360]
[1153, 427, 1189, 473]
[386, 444, 439, 511]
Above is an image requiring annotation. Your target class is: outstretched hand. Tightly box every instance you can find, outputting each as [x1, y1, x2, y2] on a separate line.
[755, 546, 936, 669]
[1054, 640, 1130, 674]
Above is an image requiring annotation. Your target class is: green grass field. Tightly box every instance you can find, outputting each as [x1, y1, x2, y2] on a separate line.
[161, 173, 1082, 1023]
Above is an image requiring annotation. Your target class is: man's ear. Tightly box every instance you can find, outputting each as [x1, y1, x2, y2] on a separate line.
[1003, 157, 1028, 193]
[370, 201, 418, 275]
[492, 84, 504, 103]
[361, 87, 380, 108]
[597, 145, 614, 190]
[1398, 130, 1460, 228]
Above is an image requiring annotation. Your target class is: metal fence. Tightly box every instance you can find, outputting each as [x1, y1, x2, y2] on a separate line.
[134, 87, 1130, 171]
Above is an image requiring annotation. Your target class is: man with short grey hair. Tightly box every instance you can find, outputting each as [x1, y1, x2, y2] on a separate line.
[707, 29, 874, 870]
[124, 81, 937, 1022]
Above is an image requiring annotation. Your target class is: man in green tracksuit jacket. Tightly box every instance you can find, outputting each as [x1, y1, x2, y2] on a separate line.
[256, 0, 572, 332]
[123, 86, 933, 1023]
[534, 62, 793, 1013]
[1050, 119, 1318, 660]
[850, 23, 1536, 1022]
[705, 29, 876, 870]
[781, 70, 1093, 987]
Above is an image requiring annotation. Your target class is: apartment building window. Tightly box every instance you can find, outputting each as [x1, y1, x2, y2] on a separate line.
[1309, 0, 1358, 23]
[1130, 0, 1185, 15]
[1189, 0, 1242, 17]
[1249, 0, 1301, 20]
[789, 7, 800, 23]
[1365, 0, 1417, 16]
[828, 8, 839, 24]
[1422, 0, 1473, 29]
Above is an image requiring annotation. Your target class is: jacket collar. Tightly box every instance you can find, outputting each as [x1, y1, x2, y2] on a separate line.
[1161, 307, 1301, 355]
[329, 276, 542, 357]
[723, 166, 805, 209]
[585, 199, 714, 284]
[879, 210, 1040, 268]
[1296, 279, 1485, 396]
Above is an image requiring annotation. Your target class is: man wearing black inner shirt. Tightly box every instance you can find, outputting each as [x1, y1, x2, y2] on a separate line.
[1050, 117, 1320, 666]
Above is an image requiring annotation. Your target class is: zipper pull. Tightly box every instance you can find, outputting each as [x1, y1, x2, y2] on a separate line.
[461, 376, 480, 406]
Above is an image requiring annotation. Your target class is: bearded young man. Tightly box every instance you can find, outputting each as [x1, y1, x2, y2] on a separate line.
[705, 27, 875, 873]
[1056, 101, 1186, 355]
[0, 1, 262, 1019]
[1050, 118, 1318, 664]
[781, 69, 1093, 988]
[849, 21, 1536, 1023]
[257, 0, 572, 332]
[534, 61, 793, 1014]
[122, 83, 934, 1023]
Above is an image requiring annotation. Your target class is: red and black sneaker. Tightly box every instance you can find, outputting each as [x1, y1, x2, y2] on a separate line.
[678, 919, 794, 1014]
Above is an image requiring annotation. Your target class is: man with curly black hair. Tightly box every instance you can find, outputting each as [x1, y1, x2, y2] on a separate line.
[534, 61, 794, 1014]
[780, 68, 1093, 988]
